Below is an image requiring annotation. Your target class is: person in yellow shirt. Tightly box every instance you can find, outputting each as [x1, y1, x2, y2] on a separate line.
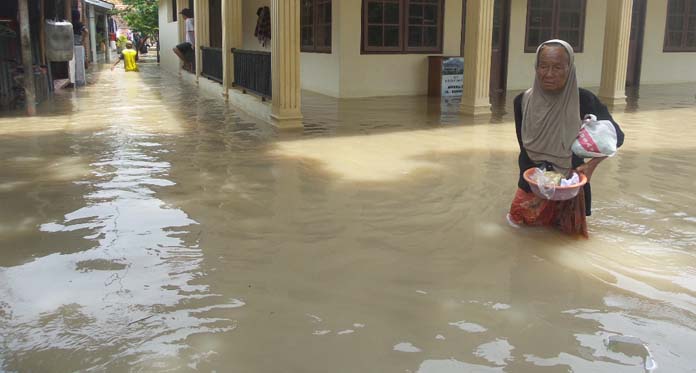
[111, 41, 139, 72]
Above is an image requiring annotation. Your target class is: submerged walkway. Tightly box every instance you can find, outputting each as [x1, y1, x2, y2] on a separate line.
[1, 62, 696, 372]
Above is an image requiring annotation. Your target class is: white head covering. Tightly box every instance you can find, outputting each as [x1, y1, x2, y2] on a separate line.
[522, 39, 581, 176]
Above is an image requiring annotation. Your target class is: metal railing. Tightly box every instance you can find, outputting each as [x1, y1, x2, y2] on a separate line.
[231, 48, 271, 99]
[200, 46, 223, 83]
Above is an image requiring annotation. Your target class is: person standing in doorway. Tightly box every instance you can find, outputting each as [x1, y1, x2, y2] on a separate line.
[111, 41, 139, 72]
[173, 8, 195, 71]
[68, 9, 89, 87]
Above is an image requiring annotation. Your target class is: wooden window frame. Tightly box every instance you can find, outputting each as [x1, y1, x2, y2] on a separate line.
[361, 0, 445, 54]
[663, 0, 696, 52]
[301, 0, 332, 53]
[523, 0, 586, 53]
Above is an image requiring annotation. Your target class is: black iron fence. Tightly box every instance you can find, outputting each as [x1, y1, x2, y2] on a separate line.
[201, 46, 223, 83]
[231, 49, 271, 99]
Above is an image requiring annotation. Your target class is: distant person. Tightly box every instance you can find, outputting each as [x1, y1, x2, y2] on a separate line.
[173, 8, 195, 71]
[111, 41, 139, 72]
[72, 9, 89, 69]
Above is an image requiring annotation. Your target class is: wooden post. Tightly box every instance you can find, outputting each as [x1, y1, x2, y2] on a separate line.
[40, 0, 46, 65]
[65, 0, 72, 20]
[18, 0, 36, 116]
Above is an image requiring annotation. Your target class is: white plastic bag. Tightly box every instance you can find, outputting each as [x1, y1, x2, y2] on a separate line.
[606, 335, 657, 372]
[529, 168, 582, 200]
[572, 114, 618, 158]
[529, 168, 556, 199]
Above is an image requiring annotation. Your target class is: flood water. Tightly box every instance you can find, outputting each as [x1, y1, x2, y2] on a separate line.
[1, 61, 695, 372]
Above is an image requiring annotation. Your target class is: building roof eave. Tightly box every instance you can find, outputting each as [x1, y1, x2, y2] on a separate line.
[85, 0, 115, 11]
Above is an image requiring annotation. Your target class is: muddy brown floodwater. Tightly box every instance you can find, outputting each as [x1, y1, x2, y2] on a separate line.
[1, 62, 695, 372]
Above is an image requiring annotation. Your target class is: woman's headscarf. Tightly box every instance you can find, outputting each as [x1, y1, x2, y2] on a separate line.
[522, 39, 581, 176]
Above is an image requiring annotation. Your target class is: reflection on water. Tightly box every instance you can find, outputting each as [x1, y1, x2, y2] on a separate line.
[0, 64, 695, 372]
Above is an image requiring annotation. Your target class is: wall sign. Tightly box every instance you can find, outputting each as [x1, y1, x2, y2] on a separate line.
[441, 57, 464, 97]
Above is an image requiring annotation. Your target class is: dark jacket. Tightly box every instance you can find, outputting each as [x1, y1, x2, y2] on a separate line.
[514, 88, 625, 216]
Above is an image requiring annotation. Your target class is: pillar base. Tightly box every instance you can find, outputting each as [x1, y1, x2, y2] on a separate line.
[460, 102, 491, 116]
[598, 94, 627, 108]
[271, 117, 304, 129]
[271, 108, 303, 122]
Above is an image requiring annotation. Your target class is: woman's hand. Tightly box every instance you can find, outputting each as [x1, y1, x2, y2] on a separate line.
[576, 157, 607, 182]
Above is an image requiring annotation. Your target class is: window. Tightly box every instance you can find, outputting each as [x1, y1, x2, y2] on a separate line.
[362, 0, 444, 54]
[301, 0, 332, 53]
[524, 0, 586, 53]
[664, 0, 696, 52]
[171, 0, 177, 22]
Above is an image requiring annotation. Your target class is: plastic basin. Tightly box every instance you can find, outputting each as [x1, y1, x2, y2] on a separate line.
[523, 167, 588, 201]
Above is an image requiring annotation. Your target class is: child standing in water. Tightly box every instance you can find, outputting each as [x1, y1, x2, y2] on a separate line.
[111, 41, 139, 72]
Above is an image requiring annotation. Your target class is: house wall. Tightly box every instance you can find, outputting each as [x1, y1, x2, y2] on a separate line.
[506, 0, 608, 90]
[242, 0, 271, 51]
[162, 0, 696, 102]
[640, 0, 696, 84]
[505, 0, 696, 90]
[336, 0, 464, 98]
[240, 0, 339, 97]
[300, 1, 340, 97]
[158, 0, 180, 75]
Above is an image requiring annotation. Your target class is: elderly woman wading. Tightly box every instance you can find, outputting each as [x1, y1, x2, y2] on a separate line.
[508, 40, 625, 237]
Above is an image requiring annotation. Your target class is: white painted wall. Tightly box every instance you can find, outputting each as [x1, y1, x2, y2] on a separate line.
[506, 0, 608, 90]
[240, 0, 339, 97]
[337, 0, 463, 98]
[242, 0, 271, 51]
[300, 0, 340, 97]
[640, 0, 696, 84]
[158, 0, 180, 75]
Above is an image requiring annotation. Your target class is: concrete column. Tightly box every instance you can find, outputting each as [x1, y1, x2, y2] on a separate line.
[88, 5, 97, 63]
[271, 0, 303, 123]
[222, 0, 243, 98]
[598, 0, 633, 106]
[460, 0, 494, 116]
[103, 15, 111, 62]
[194, 0, 210, 80]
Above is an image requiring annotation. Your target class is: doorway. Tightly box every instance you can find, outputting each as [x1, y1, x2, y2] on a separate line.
[626, 0, 647, 87]
[209, 0, 222, 48]
[461, 0, 511, 96]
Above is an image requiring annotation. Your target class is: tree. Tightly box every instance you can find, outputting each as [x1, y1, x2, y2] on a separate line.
[119, 0, 158, 39]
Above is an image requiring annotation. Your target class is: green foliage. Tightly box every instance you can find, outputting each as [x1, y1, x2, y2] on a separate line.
[96, 32, 106, 46]
[119, 0, 158, 38]
[116, 35, 129, 50]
